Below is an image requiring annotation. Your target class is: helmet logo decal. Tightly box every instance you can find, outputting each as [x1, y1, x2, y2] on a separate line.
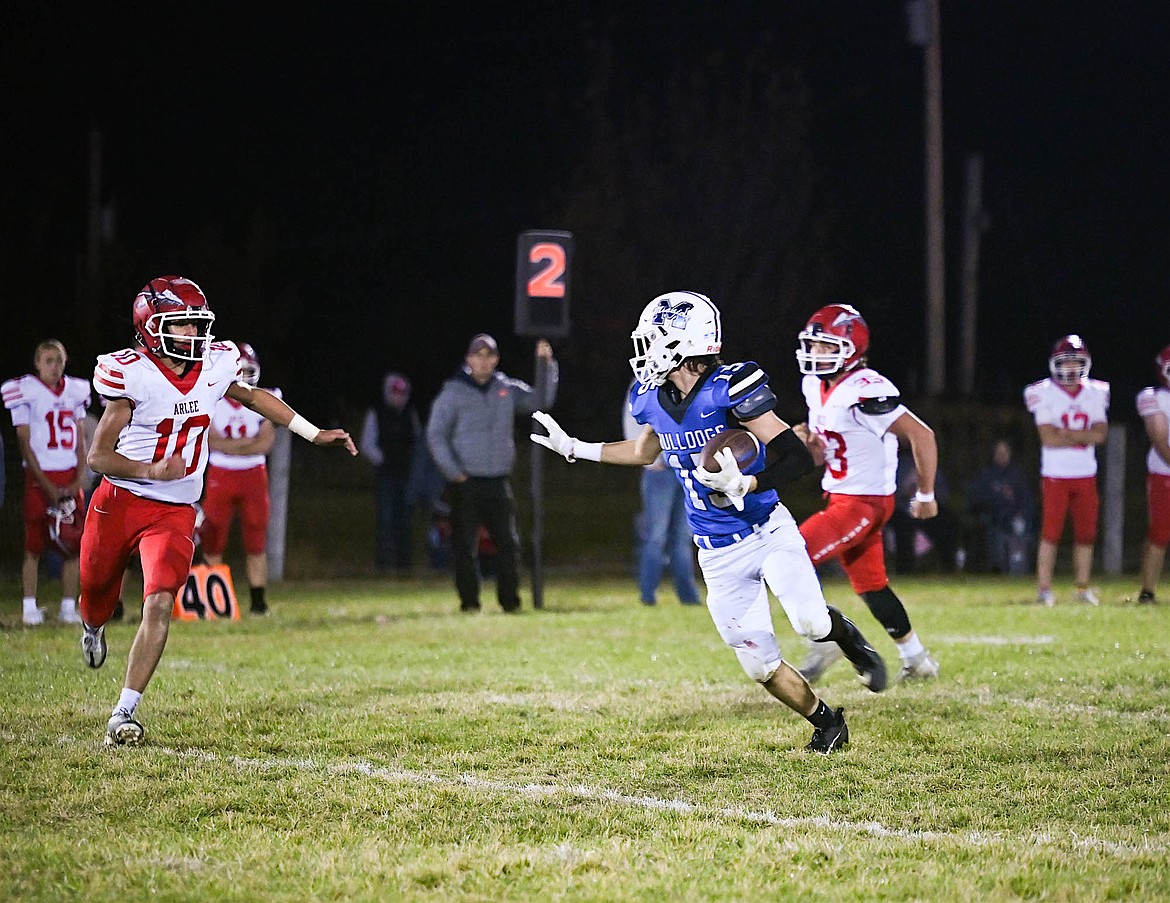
[651, 298, 695, 329]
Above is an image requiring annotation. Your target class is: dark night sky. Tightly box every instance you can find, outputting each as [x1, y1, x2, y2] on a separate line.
[2, 2, 1168, 427]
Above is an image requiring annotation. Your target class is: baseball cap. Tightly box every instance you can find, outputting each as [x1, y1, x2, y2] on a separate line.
[467, 333, 499, 355]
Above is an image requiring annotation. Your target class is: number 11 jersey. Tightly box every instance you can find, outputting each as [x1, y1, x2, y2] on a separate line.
[93, 341, 241, 504]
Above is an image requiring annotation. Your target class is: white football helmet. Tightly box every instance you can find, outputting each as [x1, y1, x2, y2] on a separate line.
[629, 291, 722, 386]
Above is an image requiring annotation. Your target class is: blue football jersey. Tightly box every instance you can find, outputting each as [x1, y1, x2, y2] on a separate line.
[628, 362, 779, 539]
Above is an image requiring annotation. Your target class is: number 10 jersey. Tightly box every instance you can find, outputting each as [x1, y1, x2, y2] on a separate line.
[93, 341, 241, 504]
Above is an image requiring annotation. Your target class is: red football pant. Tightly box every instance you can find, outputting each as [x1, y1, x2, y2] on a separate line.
[22, 467, 83, 556]
[1146, 473, 1170, 549]
[1040, 476, 1099, 544]
[799, 493, 895, 595]
[200, 464, 270, 555]
[80, 479, 197, 626]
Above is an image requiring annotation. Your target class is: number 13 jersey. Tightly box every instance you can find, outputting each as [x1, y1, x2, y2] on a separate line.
[802, 369, 907, 497]
[93, 341, 241, 504]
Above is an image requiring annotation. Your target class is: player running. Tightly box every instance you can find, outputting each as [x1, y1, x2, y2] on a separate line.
[531, 291, 886, 754]
[80, 276, 356, 747]
[791, 303, 940, 684]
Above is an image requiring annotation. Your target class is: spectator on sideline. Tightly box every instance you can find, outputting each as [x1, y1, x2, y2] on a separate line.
[201, 342, 277, 614]
[531, 291, 887, 754]
[360, 372, 421, 573]
[1135, 344, 1170, 604]
[791, 303, 939, 685]
[426, 334, 557, 613]
[2, 339, 91, 626]
[80, 275, 355, 747]
[621, 379, 700, 606]
[966, 439, 1035, 575]
[1024, 335, 1109, 606]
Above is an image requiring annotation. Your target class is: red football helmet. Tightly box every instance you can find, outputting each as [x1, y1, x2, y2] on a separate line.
[237, 342, 261, 387]
[132, 275, 216, 361]
[1048, 335, 1091, 385]
[46, 497, 83, 557]
[796, 303, 870, 376]
[1156, 344, 1170, 388]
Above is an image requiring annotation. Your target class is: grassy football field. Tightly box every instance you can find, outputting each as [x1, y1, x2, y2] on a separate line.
[1, 573, 1167, 902]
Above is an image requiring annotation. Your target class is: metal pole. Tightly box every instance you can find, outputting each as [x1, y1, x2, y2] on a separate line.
[266, 427, 291, 581]
[530, 350, 548, 609]
[959, 153, 984, 398]
[1102, 424, 1126, 576]
[923, 0, 946, 396]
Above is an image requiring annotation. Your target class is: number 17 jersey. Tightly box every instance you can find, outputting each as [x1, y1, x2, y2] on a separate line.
[93, 341, 241, 504]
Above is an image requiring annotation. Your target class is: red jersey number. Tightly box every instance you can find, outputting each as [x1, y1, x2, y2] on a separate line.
[152, 415, 212, 476]
[820, 429, 848, 479]
[43, 410, 77, 450]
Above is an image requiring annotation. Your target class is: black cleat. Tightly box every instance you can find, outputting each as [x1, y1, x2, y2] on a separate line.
[831, 609, 887, 693]
[806, 707, 849, 754]
[1138, 590, 1156, 605]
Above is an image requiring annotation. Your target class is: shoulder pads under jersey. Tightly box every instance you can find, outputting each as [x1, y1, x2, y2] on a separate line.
[856, 395, 902, 415]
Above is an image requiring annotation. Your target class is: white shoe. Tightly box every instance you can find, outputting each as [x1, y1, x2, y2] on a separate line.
[1036, 589, 1055, 607]
[798, 641, 844, 684]
[22, 607, 45, 626]
[898, 650, 940, 682]
[59, 601, 82, 624]
[1075, 588, 1100, 606]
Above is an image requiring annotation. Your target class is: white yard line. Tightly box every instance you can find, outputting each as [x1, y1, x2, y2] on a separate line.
[155, 746, 1167, 858]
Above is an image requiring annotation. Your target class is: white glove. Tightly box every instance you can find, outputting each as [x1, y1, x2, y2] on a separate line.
[694, 447, 753, 511]
[530, 411, 579, 462]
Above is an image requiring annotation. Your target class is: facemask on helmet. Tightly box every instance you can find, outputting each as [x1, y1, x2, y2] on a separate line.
[629, 291, 722, 387]
[796, 303, 870, 376]
[1156, 345, 1170, 389]
[237, 342, 261, 387]
[1048, 335, 1091, 385]
[132, 276, 216, 362]
[46, 497, 82, 557]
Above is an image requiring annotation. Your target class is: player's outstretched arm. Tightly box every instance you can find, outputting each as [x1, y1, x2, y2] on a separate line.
[529, 411, 658, 466]
[228, 383, 357, 455]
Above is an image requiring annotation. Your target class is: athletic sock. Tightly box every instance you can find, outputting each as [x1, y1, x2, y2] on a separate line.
[250, 586, 267, 611]
[115, 688, 143, 716]
[806, 699, 839, 729]
[22, 596, 38, 614]
[897, 633, 926, 663]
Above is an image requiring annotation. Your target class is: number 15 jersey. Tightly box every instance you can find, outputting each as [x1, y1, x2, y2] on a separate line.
[93, 341, 242, 504]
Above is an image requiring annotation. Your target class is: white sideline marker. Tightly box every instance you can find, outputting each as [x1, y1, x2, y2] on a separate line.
[156, 746, 1166, 858]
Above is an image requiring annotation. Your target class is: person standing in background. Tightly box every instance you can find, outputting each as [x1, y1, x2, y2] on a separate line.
[1024, 335, 1110, 606]
[201, 342, 277, 614]
[2, 339, 91, 626]
[621, 380, 701, 607]
[427, 334, 557, 613]
[1135, 344, 1170, 604]
[360, 372, 420, 574]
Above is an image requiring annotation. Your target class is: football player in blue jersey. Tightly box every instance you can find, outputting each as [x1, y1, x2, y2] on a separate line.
[531, 291, 886, 753]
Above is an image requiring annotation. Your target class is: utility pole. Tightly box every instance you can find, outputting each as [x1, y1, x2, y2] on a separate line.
[908, 0, 946, 396]
[959, 153, 984, 398]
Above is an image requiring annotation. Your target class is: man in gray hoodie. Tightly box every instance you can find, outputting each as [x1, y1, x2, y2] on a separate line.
[426, 333, 557, 612]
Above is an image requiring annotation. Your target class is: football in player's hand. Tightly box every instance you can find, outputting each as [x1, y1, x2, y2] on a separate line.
[699, 428, 760, 472]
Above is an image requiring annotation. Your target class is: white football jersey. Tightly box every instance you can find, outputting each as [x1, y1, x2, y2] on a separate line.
[1, 373, 92, 472]
[802, 368, 907, 496]
[1137, 386, 1170, 476]
[209, 387, 281, 470]
[93, 341, 241, 503]
[1024, 377, 1110, 478]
